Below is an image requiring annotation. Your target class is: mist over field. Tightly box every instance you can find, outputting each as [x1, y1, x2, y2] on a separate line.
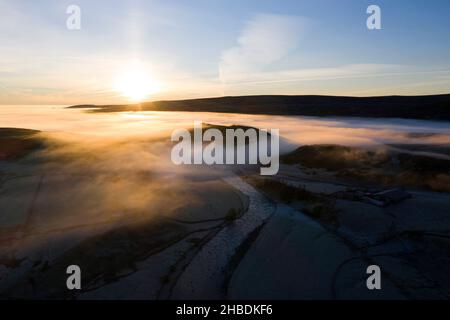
[3, 105, 449, 146]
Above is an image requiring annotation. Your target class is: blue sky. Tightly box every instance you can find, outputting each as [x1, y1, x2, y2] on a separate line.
[1, 0, 450, 104]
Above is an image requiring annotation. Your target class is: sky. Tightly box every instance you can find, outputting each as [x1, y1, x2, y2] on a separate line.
[1, 0, 450, 105]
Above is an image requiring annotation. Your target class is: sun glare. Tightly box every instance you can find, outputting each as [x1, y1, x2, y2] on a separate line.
[114, 68, 161, 102]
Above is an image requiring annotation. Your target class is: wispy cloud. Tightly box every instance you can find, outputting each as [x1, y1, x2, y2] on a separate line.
[221, 64, 410, 85]
[219, 13, 309, 83]
[217, 13, 450, 96]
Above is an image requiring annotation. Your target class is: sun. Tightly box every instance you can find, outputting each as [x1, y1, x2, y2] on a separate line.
[114, 68, 161, 102]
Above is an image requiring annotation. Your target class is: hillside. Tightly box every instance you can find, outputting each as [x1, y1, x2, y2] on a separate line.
[69, 94, 450, 120]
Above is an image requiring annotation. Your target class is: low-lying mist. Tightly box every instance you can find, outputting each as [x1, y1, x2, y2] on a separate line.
[2, 106, 450, 146]
[1, 106, 449, 237]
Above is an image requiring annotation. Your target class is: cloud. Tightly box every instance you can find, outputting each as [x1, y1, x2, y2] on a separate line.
[224, 64, 411, 85]
[219, 13, 308, 83]
[217, 13, 450, 97]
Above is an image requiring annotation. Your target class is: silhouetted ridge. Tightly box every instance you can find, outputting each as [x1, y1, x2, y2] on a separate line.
[69, 94, 450, 120]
